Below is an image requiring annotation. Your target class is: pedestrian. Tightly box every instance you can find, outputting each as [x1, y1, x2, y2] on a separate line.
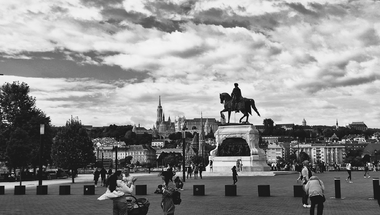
[186, 166, 192, 179]
[199, 165, 203, 179]
[107, 168, 113, 185]
[123, 168, 137, 185]
[301, 160, 312, 208]
[93, 168, 100, 187]
[346, 162, 353, 183]
[305, 176, 325, 215]
[100, 167, 107, 187]
[108, 170, 135, 215]
[295, 162, 303, 182]
[232, 166, 238, 185]
[236, 159, 240, 172]
[193, 165, 198, 179]
[364, 162, 371, 178]
[161, 170, 177, 215]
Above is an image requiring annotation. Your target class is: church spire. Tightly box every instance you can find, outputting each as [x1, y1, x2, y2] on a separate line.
[156, 95, 163, 126]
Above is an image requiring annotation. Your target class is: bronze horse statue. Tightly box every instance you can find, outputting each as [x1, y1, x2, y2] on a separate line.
[220, 92, 261, 124]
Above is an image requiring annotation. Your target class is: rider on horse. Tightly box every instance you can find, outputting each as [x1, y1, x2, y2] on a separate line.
[231, 83, 242, 112]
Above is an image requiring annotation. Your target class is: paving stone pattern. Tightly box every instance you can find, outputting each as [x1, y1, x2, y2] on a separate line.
[0, 171, 379, 215]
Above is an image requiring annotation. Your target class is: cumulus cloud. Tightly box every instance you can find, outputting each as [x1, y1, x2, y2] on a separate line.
[1, 0, 380, 128]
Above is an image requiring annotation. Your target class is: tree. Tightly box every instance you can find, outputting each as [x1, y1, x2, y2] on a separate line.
[299, 151, 310, 162]
[51, 117, 95, 183]
[0, 81, 53, 178]
[6, 128, 32, 185]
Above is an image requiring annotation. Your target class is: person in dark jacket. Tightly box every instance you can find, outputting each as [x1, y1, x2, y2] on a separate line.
[94, 168, 101, 187]
[100, 167, 107, 187]
[232, 166, 238, 185]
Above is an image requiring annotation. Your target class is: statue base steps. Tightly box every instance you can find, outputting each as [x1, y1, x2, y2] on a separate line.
[207, 156, 270, 173]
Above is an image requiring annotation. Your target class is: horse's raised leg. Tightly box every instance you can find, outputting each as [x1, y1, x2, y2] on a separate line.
[239, 113, 247, 123]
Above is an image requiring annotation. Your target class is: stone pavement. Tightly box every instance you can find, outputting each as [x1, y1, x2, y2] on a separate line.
[0, 170, 379, 215]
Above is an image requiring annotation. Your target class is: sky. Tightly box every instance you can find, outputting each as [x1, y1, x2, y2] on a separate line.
[1, 0, 380, 129]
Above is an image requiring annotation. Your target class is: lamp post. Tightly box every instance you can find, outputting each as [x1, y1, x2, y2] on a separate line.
[101, 147, 104, 168]
[374, 150, 378, 171]
[114, 146, 118, 171]
[297, 137, 300, 162]
[38, 124, 45, 186]
[182, 130, 186, 182]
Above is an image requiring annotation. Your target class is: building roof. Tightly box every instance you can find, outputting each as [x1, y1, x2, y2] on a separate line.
[362, 143, 380, 155]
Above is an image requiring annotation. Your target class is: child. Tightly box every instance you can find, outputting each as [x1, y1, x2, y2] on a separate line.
[174, 176, 184, 190]
[154, 184, 163, 194]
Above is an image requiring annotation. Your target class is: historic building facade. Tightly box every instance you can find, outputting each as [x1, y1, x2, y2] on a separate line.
[154, 96, 175, 138]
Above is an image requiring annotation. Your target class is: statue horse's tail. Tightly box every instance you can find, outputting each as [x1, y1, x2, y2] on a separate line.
[249, 99, 261, 117]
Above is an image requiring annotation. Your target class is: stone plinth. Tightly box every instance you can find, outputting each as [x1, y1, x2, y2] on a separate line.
[209, 124, 270, 172]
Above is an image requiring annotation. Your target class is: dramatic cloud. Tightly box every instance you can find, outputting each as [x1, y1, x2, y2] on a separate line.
[1, 0, 380, 128]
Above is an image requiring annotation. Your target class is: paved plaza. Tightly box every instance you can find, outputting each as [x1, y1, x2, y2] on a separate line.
[1, 170, 379, 215]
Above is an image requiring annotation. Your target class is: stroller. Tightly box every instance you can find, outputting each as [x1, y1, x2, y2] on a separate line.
[126, 195, 150, 215]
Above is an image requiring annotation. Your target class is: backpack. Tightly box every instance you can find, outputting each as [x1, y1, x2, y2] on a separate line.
[172, 190, 181, 205]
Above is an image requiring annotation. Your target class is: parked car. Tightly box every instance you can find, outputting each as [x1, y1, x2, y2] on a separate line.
[42, 169, 68, 180]
[0, 173, 16, 182]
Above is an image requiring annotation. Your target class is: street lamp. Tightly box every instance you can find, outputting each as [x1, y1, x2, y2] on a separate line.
[374, 150, 378, 171]
[182, 130, 186, 182]
[182, 122, 187, 182]
[38, 124, 45, 186]
[101, 147, 104, 168]
[114, 145, 119, 171]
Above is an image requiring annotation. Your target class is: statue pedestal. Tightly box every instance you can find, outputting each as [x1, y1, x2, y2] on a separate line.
[209, 124, 270, 173]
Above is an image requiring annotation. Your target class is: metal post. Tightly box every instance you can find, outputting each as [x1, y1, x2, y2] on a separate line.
[182, 131, 186, 182]
[373, 177, 379, 199]
[101, 151, 104, 168]
[38, 124, 45, 186]
[115, 146, 118, 171]
[334, 177, 341, 199]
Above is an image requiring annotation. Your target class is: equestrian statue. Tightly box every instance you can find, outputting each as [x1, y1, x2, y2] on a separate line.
[220, 83, 261, 124]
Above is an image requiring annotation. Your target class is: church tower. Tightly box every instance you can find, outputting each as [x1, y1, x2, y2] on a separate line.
[302, 118, 306, 126]
[336, 119, 339, 129]
[156, 96, 163, 127]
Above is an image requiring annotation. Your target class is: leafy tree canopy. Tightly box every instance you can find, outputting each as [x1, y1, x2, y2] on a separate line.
[0, 81, 53, 174]
[51, 117, 95, 183]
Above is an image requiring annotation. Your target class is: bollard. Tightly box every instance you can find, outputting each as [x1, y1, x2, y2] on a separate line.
[0, 186, 4, 195]
[293, 185, 303, 197]
[258, 185, 270, 197]
[225, 185, 237, 196]
[373, 177, 379, 200]
[14, 185, 26, 195]
[59, 185, 71, 195]
[37, 185, 48, 195]
[84, 185, 95, 195]
[193, 185, 205, 196]
[135, 185, 147, 195]
[334, 177, 341, 199]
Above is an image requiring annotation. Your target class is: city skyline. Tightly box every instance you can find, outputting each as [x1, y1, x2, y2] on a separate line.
[1, 1, 380, 129]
